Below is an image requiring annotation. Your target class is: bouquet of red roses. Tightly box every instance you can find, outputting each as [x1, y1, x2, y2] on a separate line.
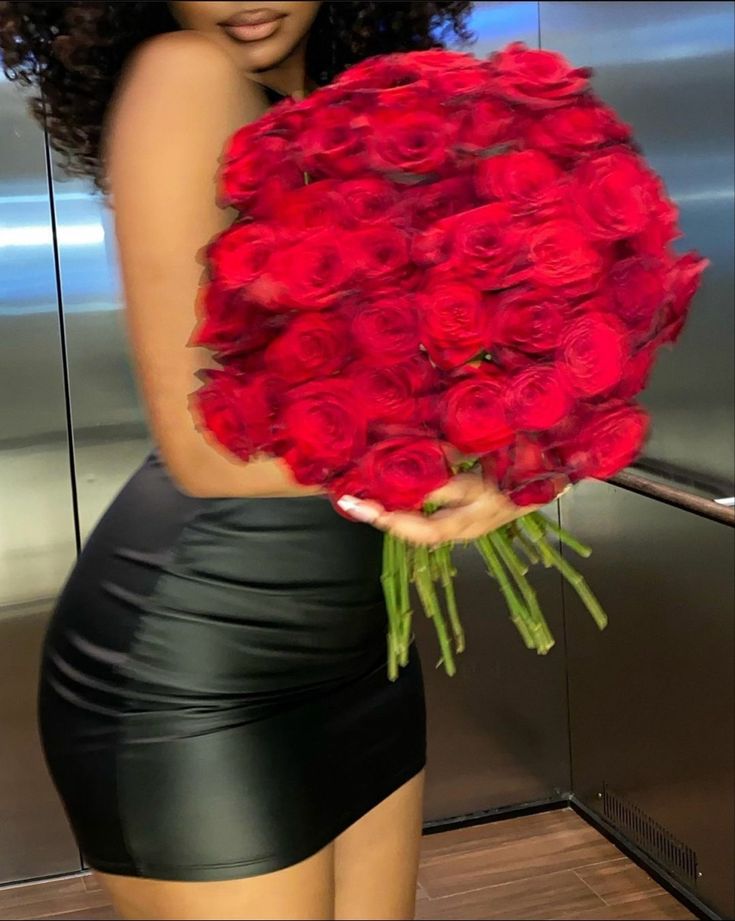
[190, 43, 707, 679]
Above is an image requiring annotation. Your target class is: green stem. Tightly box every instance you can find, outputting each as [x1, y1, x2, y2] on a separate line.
[531, 512, 592, 558]
[474, 535, 536, 650]
[536, 538, 608, 631]
[395, 538, 412, 666]
[413, 545, 456, 675]
[513, 526, 541, 566]
[490, 531, 554, 654]
[436, 544, 465, 654]
[381, 534, 402, 677]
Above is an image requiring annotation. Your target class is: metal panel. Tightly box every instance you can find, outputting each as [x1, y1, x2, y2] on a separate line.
[561, 481, 735, 919]
[0, 75, 82, 881]
[539, 0, 735, 487]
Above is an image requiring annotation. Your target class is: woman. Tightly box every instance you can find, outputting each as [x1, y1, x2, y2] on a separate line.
[1, 3, 534, 918]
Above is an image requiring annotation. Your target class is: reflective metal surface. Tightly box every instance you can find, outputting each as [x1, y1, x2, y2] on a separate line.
[540, 0, 735, 487]
[0, 74, 81, 881]
[560, 481, 735, 919]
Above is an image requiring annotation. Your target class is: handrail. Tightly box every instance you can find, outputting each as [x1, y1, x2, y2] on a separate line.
[610, 470, 735, 526]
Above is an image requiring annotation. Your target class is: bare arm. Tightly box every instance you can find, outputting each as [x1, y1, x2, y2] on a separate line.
[106, 31, 319, 499]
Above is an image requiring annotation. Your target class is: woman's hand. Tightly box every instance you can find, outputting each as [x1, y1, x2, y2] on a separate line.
[337, 471, 540, 546]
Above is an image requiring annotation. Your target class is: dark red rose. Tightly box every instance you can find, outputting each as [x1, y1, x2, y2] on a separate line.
[657, 252, 708, 344]
[280, 379, 367, 484]
[351, 296, 420, 360]
[300, 106, 370, 178]
[504, 364, 572, 431]
[488, 42, 591, 109]
[353, 437, 451, 510]
[351, 226, 410, 282]
[221, 136, 304, 214]
[616, 342, 658, 399]
[609, 256, 668, 336]
[510, 476, 569, 506]
[339, 177, 399, 224]
[264, 311, 350, 384]
[207, 222, 277, 290]
[192, 285, 281, 357]
[455, 97, 518, 152]
[419, 282, 492, 369]
[452, 203, 530, 289]
[526, 100, 631, 160]
[368, 108, 454, 175]
[442, 368, 515, 454]
[347, 359, 425, 425]
[630, 181, 681, 256]
[430, 65, 491, 98]
[250, 231, 352, 311]
[573, 149, 656, 241]
[270, 179, 350, 235]
[413, 49, 479, 72]
[528, 220, 604, 293]
[492, 286, 568, 354]
[475, 150, 563, 216]
[192, 369, 277, 461]
[400, 176, 475, 231]
[559, 403, 649, 480]
[558, 312, 628, 397]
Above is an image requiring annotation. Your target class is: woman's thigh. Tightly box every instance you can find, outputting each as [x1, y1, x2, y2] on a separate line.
[333, 770, 426, 921]
[94, 842, 335, 921]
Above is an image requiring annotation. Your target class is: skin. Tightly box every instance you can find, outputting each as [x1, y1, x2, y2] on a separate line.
[94, 3, 534, 916]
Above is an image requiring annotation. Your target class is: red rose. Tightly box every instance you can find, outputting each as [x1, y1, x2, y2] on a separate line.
[452, 203, 529, 289]
[492, 286, 568, 354]
[504, 364, 572, 431]
[351, 296, 420, 360]
[192, 369, 277, 461]
[339, 177, 399, 224]
[300, 106, 370, 178]
[270, 179, 350, 235]
[526, 100, 631, 160]
[528, 220, 604, 292]
[192, 285, 281, 357]
[353, 437, 451, 510]
[280, 379, 367, 484]
[351, 226, 410, 282]
[558, 312, 628, 397]
[573, 149, 655, 240]
[475, 150, 563, 216]
[657, 252, 708, 344]
[481, 436, 567, 506]
[489, 42, 591, 109]
[442, 368, 515, 454]
[221, 136, 304, 214]
[430, 65, 491, 99]
[559, 403, 649, 480]
[616, 342, 658, 399]
[368, 108, 454, 175]
[401, 176, 475, 231]
[609, 256, 668, 336]
[419, 282, 492, 369]
[455, 98, 518, 152]
[631, 181, 680, 256]
[347, 359, 428, 425]
[207, 222, 277, 290]
[250, 231, 352, 311]
[510, 477, 568, 506]
[413, 49, 479, 72]
[264, 311, 350, 384]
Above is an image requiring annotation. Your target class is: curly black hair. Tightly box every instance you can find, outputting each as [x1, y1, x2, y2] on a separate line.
[0, 1, 474, 191]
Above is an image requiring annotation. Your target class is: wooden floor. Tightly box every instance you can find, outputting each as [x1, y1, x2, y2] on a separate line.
[0, 809, 695, 920]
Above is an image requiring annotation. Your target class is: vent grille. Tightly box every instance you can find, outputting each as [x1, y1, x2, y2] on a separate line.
[600, 784, 699, 884]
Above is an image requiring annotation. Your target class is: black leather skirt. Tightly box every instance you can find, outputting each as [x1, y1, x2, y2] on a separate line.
[38, 449, 426, 881]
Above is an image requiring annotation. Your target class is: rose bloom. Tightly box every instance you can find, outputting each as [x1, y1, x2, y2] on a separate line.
[492, 285, 568, 354]
[270, 179, 350, 235]
[368, 108, 454, 175]
[419, 282, 492, 369]
[339, 177, 400, 225]
[192, 285, 282, 357]
[528, 220, 604, 293]
[452, 203, 530, 289]
[608, 256, 668, 337]
[558, 312, 628, 397]
[400, 176, 476, 231]
[559, 403, 649, 480]
[193, 369, 278, 461]
[351, 295, 420, 360]
[504, 364, 572, 431]
[351, 437, 451, 510]
[221, 135, 304, 213]
[474, 149, 564, 216]
[454, 97, 518, 151]
[573, 149, 656, 240]
[280, 379, 367, 484]
[657, 252, 709, 345]
[264, 311, 350, 384]
[442, 368, 516, 454]
[299, 105, 370, 178]
[526, 100, 631, 160]
[346, 359, 426, 425]
[351, 225, 410, 282]
[488, 42, 591, 109]
[207, 222, 277, 290]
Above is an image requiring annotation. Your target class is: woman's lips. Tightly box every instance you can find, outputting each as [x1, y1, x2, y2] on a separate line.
[219, 10, 285, 42]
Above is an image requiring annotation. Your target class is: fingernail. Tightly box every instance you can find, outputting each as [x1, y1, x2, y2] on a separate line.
[337, 495, 379, 523]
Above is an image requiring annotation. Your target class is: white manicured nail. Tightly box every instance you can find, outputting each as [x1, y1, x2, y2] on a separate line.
[337, 495, 379, 523]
